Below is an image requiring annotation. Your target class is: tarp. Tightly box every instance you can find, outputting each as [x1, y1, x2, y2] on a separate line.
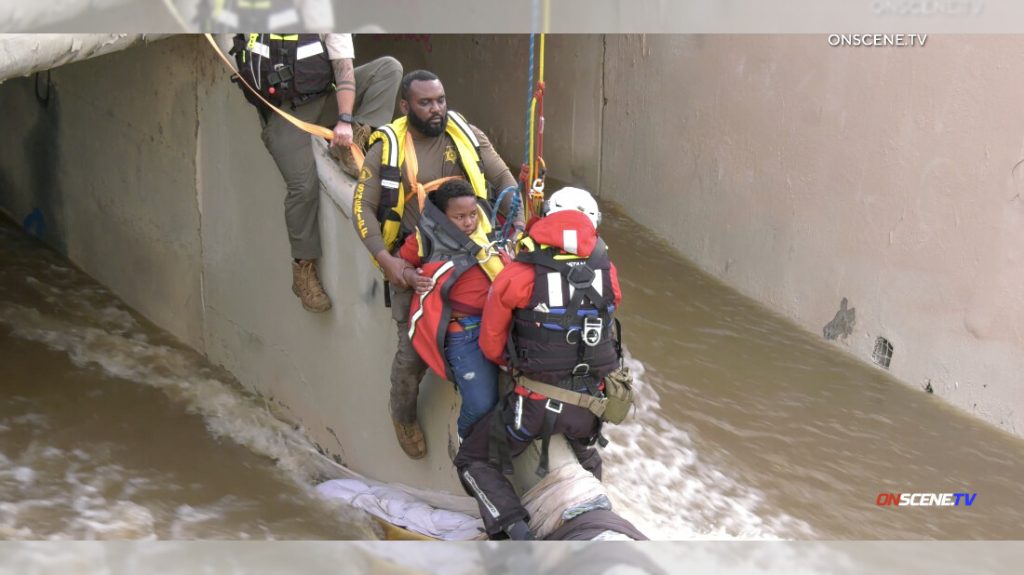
[0, 34, 166, 83]
[317, 478, 483, 541]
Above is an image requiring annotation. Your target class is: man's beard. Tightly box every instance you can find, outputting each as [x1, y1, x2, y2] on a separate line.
[408, 110, 447, 137]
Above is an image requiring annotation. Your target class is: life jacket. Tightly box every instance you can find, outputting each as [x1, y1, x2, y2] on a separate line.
[229, 33, 331, 109]
[490, 212, 623, 479]
[509, 237, 620, 387]
[204, 1, 304, 31]
[366, 111, 490, 254]
[407, 199, 508, 382]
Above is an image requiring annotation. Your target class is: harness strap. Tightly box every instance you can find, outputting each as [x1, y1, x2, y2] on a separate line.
[376, 164, 403, 228]
[613, 317, 624, 369]
[421, 201, 483, 260]
[518, 379, 607, 419]
[485, 325, 520, 477]
[488, 396, 515, 476]
[513, 309, 612, 326]
[402, 129, 461, 213]
[536, 400, 560, 477]
[515, 242, 611, 330]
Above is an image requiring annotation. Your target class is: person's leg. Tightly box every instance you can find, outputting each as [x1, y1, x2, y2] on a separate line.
[555, 404, 604, 480]
[444, 326, 500, 438]
[315, 57, 400, 177]
[315, 56, 402, 129]
[351, 56, 403, 128]
[453, 403, 533, 538]
[262, 98, 325, 260]
[389, 282, 429, 458]
[569, 439, 603, 481]
[260, 97, 332, 312]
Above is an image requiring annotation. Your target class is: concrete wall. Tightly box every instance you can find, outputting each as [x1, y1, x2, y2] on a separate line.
[192, 39, 463, 490]
[600, 35, 1024, 436]
[0, 37, 205, 351]
[355, 34, 605, 192]
[0, 35, 468, 492]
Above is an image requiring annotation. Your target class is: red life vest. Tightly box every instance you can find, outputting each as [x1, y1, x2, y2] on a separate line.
[407, 200, 509, 381]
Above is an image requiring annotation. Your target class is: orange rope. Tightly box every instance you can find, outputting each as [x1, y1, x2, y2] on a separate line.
[522, 35, 547, 224]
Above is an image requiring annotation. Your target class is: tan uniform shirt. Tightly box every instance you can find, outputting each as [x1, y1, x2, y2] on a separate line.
[353, 123, 519, 256]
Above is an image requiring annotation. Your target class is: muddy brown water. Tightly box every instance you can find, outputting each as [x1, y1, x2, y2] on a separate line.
[0, 221, 375, 540]
[3, 201, 1024, 540]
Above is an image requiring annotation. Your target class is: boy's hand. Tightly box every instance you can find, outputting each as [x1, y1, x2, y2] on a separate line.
[406, 268, 434, 294]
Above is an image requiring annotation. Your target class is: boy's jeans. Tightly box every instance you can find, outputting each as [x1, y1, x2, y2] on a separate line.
[444, 318, 500, 438]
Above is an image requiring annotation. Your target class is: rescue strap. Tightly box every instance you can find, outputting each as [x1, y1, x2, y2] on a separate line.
[400, 128, 461, 212]
[517, 379, 607, 419]
[491, 371, 608, 479]
[488, 394, 516, 476]
[375, 125, 464, 310]
[536, 370, 606, 477]
[203, 33, 364, 167]
[535, 398, 606, 478]
[538, 401, 558, 477]
[421, 200, 487, 261]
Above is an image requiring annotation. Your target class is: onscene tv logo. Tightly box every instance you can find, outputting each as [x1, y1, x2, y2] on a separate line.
[876, 492, 978, 507]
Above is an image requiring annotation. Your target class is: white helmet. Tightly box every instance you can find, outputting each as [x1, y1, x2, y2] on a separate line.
[543, 186, 601, 229]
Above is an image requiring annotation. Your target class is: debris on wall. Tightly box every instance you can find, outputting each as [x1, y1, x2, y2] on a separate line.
[822, 297, 855, 341]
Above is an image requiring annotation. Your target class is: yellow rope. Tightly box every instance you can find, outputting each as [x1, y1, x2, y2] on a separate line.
[528, 97, 537, 187]
[527, 33, 546, 190]
[539, 33, 546, 83]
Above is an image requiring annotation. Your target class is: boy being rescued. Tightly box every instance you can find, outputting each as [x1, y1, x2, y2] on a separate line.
[403, 179, 510, 440]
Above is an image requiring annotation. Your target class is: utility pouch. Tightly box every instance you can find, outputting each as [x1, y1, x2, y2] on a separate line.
[600, 365, 635, 424]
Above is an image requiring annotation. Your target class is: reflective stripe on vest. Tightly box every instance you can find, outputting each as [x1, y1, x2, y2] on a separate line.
[509, 241, 619, 384]
[232, 33, 330, 107]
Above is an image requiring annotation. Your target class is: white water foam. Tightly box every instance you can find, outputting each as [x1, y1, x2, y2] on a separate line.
[600, 351, 814, 540]
[0, 270, 375, 539]
[0, 436, 157, 540]
[0, 300, 349, 485]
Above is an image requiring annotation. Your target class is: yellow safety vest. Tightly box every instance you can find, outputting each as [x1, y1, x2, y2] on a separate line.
[367, 111, 489, 253]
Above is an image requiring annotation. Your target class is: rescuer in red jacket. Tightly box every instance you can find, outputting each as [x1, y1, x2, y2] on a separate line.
[453, 187, 624, 540]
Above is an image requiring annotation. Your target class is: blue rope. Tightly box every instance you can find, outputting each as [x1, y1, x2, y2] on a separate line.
[504, 183, 522, 238]
[492, 186, 517, 228]
[523, 33, 536, 173]
[492, 185, 522, 241]
[509, 1, 542, 240]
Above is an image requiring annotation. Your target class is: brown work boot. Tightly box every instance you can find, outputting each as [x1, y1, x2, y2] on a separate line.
[393, 419, 427, 459]
[338, 122, 371, 179]
[291, 259, 332, 313]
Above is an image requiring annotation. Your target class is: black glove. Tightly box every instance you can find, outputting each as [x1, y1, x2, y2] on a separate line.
[505, 519, 535, 540]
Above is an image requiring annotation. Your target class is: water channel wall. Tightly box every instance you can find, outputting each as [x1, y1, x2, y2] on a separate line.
[1, 36, 1020, 499]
